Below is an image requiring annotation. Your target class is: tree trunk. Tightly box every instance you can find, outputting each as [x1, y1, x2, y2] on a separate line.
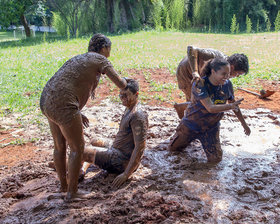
[20, 14, 31, 37]
[106, 0, 114, 32]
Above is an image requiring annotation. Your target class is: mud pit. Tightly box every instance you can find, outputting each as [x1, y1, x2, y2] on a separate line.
[1, 99, 280, 223]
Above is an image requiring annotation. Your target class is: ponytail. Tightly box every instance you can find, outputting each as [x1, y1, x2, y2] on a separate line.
[201, 57, 229, 77]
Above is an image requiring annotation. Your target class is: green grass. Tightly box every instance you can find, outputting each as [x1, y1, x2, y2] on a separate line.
[0, 30, 280, 122]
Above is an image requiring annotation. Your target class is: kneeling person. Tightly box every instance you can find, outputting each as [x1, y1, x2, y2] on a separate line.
[82, 79, 148, 188]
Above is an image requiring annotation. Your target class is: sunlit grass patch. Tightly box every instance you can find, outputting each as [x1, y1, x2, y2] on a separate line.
[0, 30, 279, 125]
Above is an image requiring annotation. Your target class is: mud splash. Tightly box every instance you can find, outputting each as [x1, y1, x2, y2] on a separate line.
[1, 100, 280, 223]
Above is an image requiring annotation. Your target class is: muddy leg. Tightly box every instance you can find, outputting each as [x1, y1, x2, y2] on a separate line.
[174, 102, 189, 119]
[60, 115, 85, 201]
[199, 126, 223, 164]
[48, 119, 67, 192]
[168, 122, 195, 151]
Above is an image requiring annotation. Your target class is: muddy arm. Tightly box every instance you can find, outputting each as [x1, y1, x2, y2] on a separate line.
[105, 66, 127, 89]
[187, 46, 199, 79]
[188, 46, 220, 78]
[112, 118, 147, 188]
[200, 97, 242, 113]
[229, 100, 251, 136]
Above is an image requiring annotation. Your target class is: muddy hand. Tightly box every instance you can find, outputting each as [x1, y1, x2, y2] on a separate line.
[81, 114, 89, 128]
[243, 124, 251, 136]
[231, 98, 244, 110]
[191, 72, 202, 86]
[112, 173, 128, 188]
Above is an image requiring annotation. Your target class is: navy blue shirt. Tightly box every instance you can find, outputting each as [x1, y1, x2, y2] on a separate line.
[182, 76, 234, 132]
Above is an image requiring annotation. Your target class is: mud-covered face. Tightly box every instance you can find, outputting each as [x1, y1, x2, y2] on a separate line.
[100, 46, 111, 58]
[230, 69, 245, 78]
[211, 64, 230, 85]
[119, 88, 137, 107]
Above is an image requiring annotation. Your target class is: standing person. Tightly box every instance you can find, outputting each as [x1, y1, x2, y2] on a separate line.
[169, 58, 250, 163]
[40, 34, 127, 201]
[80, 79, 148, 188]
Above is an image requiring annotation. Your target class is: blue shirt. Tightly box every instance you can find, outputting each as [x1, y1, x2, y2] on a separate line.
[182, 76, 234, 132]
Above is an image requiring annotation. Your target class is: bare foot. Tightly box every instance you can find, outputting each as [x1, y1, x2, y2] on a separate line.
[48, 161, 56, 170]
[64, 191, 89, 202]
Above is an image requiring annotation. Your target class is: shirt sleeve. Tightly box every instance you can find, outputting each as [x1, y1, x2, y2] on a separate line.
[130, 112, 148, 144]
[191, 81, 209, 100]
[97, 54, 113, 74]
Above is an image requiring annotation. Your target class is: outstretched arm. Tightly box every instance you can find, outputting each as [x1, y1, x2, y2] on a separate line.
[228, 100, 251, 136]
[112, 118, 147, 188]
[105, 66, 127, 89]
[200, 97, 244, 114]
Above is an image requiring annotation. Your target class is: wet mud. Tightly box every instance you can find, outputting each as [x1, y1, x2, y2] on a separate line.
[1, 100, 280, 223]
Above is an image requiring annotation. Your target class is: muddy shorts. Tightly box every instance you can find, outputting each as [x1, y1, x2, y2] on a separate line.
[40, 89, 80, 126]
[169, 122, 222, 161]
[95, 148, 129, 174]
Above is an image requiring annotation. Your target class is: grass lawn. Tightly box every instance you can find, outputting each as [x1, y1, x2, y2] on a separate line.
[0, 31, 279, 122]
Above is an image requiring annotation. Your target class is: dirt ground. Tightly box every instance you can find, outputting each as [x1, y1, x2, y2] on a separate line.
[0, 68, 280, 223]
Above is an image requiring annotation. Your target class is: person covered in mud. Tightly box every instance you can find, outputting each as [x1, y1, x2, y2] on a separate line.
[40, 34, 127, 201]
[175, 46, 249, 119]
[80, 79, 148, 188]
[169, 57, 251, 163]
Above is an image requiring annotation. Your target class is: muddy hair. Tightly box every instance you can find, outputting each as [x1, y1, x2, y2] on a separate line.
[88, 33, 111, 53]
[125, 79, 139, 95]
[228, 53, 249, 74]
[201, 57, 229, 77]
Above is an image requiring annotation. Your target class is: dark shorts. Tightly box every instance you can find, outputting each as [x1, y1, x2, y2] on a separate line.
[95, 148, 129, 174]
[169, 122, 222, 162]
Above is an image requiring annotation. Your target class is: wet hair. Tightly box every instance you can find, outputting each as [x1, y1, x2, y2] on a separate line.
[88, 33, 111, 53]
[125, 79, 139, 95]
[228, 53, 249, 74]
[201, 57, 229, 77]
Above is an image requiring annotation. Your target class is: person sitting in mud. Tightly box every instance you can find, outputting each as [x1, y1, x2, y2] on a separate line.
[40, 34, 127, 201]
[175, 46, 249, 119]
[80, 79, 148, 188]
[169, 57, 251, 164]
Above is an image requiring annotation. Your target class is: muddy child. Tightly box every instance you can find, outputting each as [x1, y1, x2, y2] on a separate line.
[81, 79, 148, 188]
[169, 58, 251, 163]
[40, 34, 127, 201]
[175, 46, 249, 119]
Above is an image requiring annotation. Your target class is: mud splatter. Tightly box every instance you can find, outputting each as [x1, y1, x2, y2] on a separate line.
[1, 100, 280, 223]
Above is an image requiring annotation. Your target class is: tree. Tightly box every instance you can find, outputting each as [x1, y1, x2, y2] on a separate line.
[266, 17, 271, 32]
[48, 0, 88, 37]
[246, 15, 252, 33]
[274, 10, 280, 31]
[230, 14, 237, 34]
[0, 0, 44, 37]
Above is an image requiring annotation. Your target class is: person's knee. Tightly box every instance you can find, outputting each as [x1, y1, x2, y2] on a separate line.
[83, 149, 96, 163]
[69, 141, 85, 153]
[207, 150, 223, 163]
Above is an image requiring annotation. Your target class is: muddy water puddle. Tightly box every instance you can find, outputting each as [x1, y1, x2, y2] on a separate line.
[1, 102, 280, 223]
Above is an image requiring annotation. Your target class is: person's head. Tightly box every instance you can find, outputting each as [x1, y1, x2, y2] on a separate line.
[88, 33, 112, 58]
[201, 57, 230, 85]
[227, 53, 249, 78]
[119, 79, 139, 108]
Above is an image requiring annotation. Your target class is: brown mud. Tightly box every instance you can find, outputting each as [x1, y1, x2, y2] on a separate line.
[1, 68, 280, 223]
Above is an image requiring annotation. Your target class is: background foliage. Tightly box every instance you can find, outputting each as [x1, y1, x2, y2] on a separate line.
[1, 0, 280, 36]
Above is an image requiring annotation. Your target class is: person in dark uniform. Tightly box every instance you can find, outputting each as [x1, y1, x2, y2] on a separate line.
[169, 57, 250, 163]
[175, 46, 249, 119]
